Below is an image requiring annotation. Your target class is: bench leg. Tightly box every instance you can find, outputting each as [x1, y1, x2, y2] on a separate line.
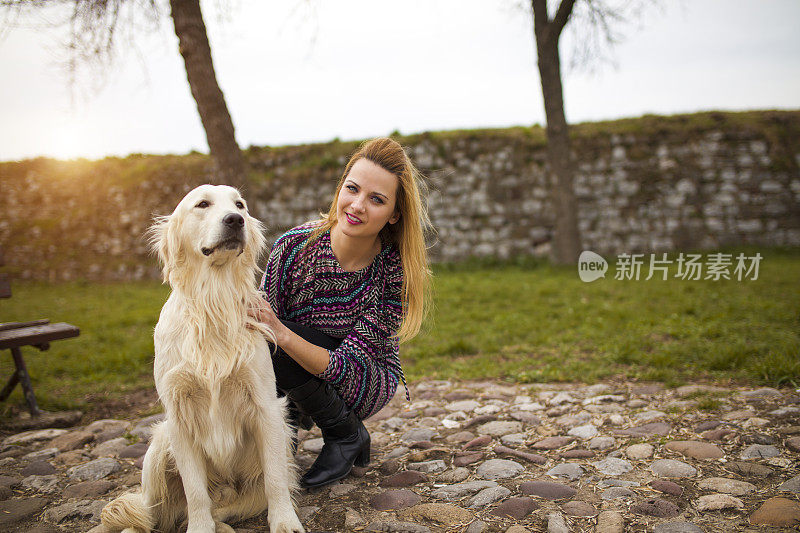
[9, 347, 41, 417]
[0, 372, 19, 401]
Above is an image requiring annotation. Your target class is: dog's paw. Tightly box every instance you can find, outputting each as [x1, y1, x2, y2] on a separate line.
[269, 512, 305, 533]
[214, 521, 236, 533]
[186, 518, 216, 533]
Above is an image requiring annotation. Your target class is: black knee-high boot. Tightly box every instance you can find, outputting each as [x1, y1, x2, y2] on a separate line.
[283, 378, 370, 488]
[278, 391, 314, 454]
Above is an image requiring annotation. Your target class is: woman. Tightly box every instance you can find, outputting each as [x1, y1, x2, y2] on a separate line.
[250, 137, 432, 488]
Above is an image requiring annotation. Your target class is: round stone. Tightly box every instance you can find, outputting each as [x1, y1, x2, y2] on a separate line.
[407, 460, 447, 474]
[749, 497, 800, 527]
[330, 483, 356, 498]
[785, 436, 800, 452]
[614, 422, 672, 437]
[653, 522, 704, 533]
[597, 479, 640, 489]
[467, 486, 511, 508]
[86, 419, 129, 435]
[62, 480, 115, 499]
[697, 477, 755, 496]
[381, 471, 428, 488]
[595, 511, 625, 533]
[701, 428, 736, 441]
[631, 498, 680, 518]
[66, 457, 121, 482]
[397, 503, 473, 527]
[650, 459, 697, 478]
[546, 463, 585, 481]
[589, 436, 616, 450]
[695, 494, 744, 511]
[777, 474, 800, 493]
[463, 436, 492, 449]
[727, 461, 774, 477]
[650, 479, 683, 496]
[0, 496, 49, 527]
[119, 442, 149, 459]
[740, 444, 780, 460]
[695, 420, 722, 432]
[90, 437, 129, 458]
[21, 474, 60, 493]
[531, 436, 574, 450]
[370, 489, 422, 511]
[491, 497, 538, 520]
[519, 480, 577, 500]
[739, 387, 782, 400]
[445, 431, 475, 444]
[600, 487, 636, 500]
[664, 440, 724, 459]
[3, 429, 67, 446]
[500, 433, 527, 447]
[568, 424, 598, 439]
[493, 445, 547, 465]
[22, 448, 59, 462]
[592, 457, 633, 476]
[465, 520, 487, 533]
[21, 461, 56, 477]
[400, 428, 437, 443]
[445, 400, 480, 412]
[625, 443, 654, 460]
[430, 481, 498, 501]
[633, 410, 667, 422]
[453, 452, 484, 466]
[302, 438, 324, 453]
[476, 421, 523, 437]
[546, 512, 569, 533]
[559, 449, 594, 459]
[475, 459, 524, 480]
[562, 500, 596, 517]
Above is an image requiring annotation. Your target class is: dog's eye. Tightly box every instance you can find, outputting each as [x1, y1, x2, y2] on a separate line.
[235, 201, 244, 209]
[196, 200, 210, 209]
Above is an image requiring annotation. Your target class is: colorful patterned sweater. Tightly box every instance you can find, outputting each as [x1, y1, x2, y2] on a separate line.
[260, 222, 409, 419]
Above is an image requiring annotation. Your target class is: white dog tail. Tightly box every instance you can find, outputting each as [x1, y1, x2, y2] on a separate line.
[101, 491, 154, 532]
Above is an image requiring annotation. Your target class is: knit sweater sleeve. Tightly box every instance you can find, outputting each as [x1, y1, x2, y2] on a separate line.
[259, 229, 305, 318]
[316, 249, 409, 410]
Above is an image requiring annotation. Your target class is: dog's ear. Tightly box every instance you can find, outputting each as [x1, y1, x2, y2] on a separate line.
[148, 214, 184, 283]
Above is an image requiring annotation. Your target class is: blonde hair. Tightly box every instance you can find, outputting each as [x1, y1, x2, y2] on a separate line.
[307, 137, 432, 343]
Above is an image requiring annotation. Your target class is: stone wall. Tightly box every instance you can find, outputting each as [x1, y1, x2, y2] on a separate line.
[1, 111, 798, 281]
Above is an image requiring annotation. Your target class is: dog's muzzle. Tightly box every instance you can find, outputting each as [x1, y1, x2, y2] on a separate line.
[201, 213, 246, 256]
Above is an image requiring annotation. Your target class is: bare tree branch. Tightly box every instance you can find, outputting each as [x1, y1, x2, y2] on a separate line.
[550, 0, 576, 38]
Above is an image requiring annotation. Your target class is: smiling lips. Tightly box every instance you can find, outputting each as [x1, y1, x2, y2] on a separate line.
[345, 213, 363, 225]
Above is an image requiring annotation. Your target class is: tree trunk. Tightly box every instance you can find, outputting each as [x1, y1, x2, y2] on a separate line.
[532, 1, 582, 265]
[169, 0, 247, 191]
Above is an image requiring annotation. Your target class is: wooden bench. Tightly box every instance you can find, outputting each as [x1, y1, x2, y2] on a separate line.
[0, 247, 80, 416]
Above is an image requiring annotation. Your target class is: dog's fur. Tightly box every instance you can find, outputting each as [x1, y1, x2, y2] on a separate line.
[101, 185, 304, 533]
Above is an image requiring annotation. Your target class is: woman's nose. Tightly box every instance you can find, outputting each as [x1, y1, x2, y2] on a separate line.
[351, 196, 366, 211]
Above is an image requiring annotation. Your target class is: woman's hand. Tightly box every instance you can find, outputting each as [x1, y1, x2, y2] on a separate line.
[249, 295, 288, 346]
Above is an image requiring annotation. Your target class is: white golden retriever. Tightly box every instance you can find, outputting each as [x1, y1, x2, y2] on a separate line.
[101, 185, 304, 533]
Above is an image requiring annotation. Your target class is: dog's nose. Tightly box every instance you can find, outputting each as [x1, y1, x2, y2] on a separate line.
[223, 213, 244, 228]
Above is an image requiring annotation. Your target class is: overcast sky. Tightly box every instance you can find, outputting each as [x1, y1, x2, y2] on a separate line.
[1, 0, 799, 161]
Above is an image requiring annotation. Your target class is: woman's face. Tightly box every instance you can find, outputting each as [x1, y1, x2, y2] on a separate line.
[335, 158, 400, 241]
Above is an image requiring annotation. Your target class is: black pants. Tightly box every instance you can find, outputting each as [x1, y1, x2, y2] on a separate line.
[271, 320, 343, 391]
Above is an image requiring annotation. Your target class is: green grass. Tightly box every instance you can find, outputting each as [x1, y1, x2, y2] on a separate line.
[1, 281, 169, 417]
[403, 246, 800, 387]
[1, 247, 798, 418]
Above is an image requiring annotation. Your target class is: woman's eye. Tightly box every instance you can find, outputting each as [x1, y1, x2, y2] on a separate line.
[235, 201, 244, 209]
[372, 196, 384, 204]
[196, 200, 209, 208]
[346, 185, 357, 192]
